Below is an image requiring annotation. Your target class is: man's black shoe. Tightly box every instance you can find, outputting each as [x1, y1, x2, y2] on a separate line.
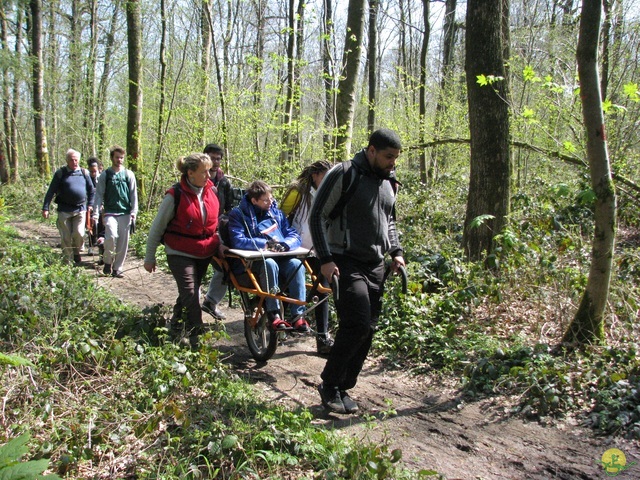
[318, 383, 346, 413]
[340, 390, 359, 413]
[189, 335, 200, 351]
[202, 299, 226, 320]
[111, 270, 124, 278]
[316, 334, 334, 355]
[103, 263, 112, 275]
[73, 254, 82, 264]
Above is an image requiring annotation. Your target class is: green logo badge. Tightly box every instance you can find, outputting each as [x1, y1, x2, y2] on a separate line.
[599, 448, 637, 476]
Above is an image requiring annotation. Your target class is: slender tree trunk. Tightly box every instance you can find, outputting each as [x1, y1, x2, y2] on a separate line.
[418, 0, 430, 184]
[204, 6, 229, 157]
[600, 0, 612, 101]
[30, 0, 49, 177]
[292, 0, 304, 154]
[367, 0, 379, 133]
[148, 0, 168, 208]
[97, 1, 119, 157]
[252, 0, 265, 155]
[126, 0, 143, 193]
[199, 0, 212, 144]
[335, 0, 366, 159]
[562, 0, 615, 346]
[432, 0, 457, 183]
[462, 0, 511, 260]
[9, 6, 21, 181]
[280, 0, 297, 164]
[322, 0, 336, 158]
[46, 1, 58, 162]
[83, 0, 98, 155]
[68, 0, 80, 110]
[149, 11, 193, 205]
[1, 6, 11, 183]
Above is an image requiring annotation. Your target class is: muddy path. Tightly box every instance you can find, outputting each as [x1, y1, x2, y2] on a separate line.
[11, 218, 640, 479]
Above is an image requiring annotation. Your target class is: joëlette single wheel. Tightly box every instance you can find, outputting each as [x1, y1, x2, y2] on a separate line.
[241, 292, 278, 362]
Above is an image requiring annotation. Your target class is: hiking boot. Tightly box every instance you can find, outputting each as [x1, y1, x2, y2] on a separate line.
[202, 299, 226, 320]
[316, 334, 334, 355]
[292, 317, 310, 333]
[111, 270, 124, 278]
[318, 383, 346, 413]
[73, 254, 82, 264]
[103, 263, 112, 275]
[189, 335, 200, 351]
[340, 390, 359, 414]
[167, 320, 183, 342]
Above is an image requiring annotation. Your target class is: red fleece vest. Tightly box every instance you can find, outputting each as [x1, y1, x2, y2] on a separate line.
[163, 178, 220, 257]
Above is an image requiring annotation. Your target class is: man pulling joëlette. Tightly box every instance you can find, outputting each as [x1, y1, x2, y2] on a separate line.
[309, 128, 405, 414]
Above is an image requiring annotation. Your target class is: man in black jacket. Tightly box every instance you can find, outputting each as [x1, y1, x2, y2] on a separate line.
[310, 129, 405, 414]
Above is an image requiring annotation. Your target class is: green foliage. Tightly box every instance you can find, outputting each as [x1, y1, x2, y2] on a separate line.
[0, 433, 61, 480]
[0, 181, 49, 221]
[0, 218, 428, 478]
[376, 173, 639, 440]
[460, 344, 640, 439]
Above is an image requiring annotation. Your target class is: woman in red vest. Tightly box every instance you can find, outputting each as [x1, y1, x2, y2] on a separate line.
[144, 153, 220, 350]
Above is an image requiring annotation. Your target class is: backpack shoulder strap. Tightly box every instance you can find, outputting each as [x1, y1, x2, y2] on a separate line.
[327, 160, 361, 220]
[54, 167, 67, 181]
[81, 168, 91, 183]
[170, 182, 182, 218]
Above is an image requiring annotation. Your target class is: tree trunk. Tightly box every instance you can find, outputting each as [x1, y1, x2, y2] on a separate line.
[252, 0, 266, 155]
[334, 0, 366, 159]
[462, 0, 510, 261]
[45, 1, 58, 163]
[204, 4, 229, 159]
[280, 0, 297, 164]
[418, 0, 430, 184]
[292, 0, 304, 152]
[97, 1, 119, 157]
[561, 0, 616, 346]
[126, 0, 143, 193]
[1, 6, 11, 183]
[9, 6, 21, 181]
[148, 0, 168, 208]
[367, 0, 379, 133]
[432, 0, 457, 183]
[68, 0, 80, 111]
[199, 0, 212, 144]
[30, 0, 49, 177]
[322, 0, 336, 158]
[600, 0, 624, 102]
[84, 0, 98, 155]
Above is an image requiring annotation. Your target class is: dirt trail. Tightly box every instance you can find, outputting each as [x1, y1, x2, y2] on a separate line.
[11, 219, 640, 479]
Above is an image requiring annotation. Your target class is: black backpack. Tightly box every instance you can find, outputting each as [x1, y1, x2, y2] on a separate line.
[327, 160, 401, 227]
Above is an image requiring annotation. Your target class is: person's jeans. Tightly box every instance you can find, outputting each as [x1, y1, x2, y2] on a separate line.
[320, 254, 384, 391]
[259, 257, 306, 319]
[167, 254, 211, 337]
[103, 214, 131, 272]
[57, 210, 86, 260]
[205, 268, 227, 304]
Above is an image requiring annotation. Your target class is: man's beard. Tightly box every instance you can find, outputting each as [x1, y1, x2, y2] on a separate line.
[372, 165, 393, 179]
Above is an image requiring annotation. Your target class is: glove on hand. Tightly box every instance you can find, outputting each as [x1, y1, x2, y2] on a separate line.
[266, 239, 288, 252]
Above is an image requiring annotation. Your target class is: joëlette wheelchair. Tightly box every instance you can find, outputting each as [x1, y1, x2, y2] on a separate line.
[211, 247, 333, 362]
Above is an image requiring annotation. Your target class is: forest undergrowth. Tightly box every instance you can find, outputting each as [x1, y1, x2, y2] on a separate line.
[1, 163, 639, 478]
